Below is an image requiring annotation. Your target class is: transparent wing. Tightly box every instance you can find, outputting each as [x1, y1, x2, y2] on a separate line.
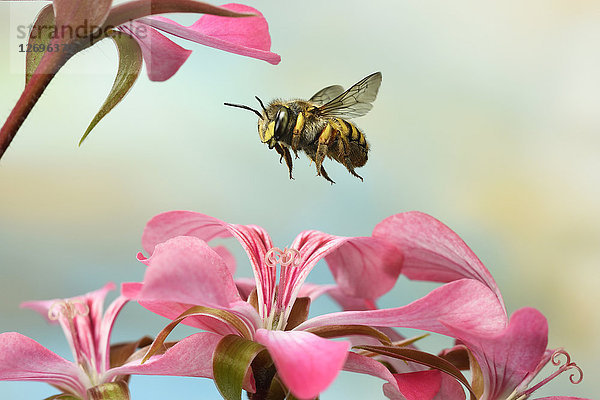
[317, 72, 382, 119]
[309, 85, 344, 106]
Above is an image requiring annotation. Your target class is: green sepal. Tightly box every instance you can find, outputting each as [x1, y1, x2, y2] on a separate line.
[87, 381, 130, 400]
[213, 334, 268, 400]
[25, 4, 56, 84]
[79, 30, 142, 145]
[354, 345, 476, 400]
[43, 395, 80, 400]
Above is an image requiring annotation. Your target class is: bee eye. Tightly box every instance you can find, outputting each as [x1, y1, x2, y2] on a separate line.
[274, 107, 289, 139]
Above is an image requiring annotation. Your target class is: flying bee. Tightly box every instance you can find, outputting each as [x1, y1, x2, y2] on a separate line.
[225, 72, 382, 183]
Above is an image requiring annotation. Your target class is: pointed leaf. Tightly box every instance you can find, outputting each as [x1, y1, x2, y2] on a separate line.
[80, 31, 142, 144]
[26, 5, 56, 84]
[305, 325, 392, 346]
[213, 335, 267, 400]
[355, 345, 475, 400]
[142, 305, 253, 363]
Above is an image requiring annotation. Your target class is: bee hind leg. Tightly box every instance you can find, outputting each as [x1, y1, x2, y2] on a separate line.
[320, 165, 335, 184]
[338, 136, 364, 182]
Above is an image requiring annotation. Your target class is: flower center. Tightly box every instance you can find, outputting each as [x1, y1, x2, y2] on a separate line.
[507, 349, 583, 400]
[261, 247, 302, 330]
[48, 299, 99, 387]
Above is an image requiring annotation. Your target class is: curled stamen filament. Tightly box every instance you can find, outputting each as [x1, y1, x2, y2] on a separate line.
[517, 349, 583, 399]
[265, 247, 301, 268]
[48, 299, 89, 320]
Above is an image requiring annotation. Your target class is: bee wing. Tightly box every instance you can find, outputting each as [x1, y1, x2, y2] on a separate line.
[309, 85, 345, 106]
[316, 72, 382, 119]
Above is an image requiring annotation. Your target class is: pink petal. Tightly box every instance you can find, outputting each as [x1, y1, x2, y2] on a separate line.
[327, 285, 377, 311]
[343, 352, 398, 391]
[107, 332, 221, 379]
[297, 283, 336, 301]
[446, 307, 548, 400]
[125, 280, 249, 336]
[141, 211, 274, 319]
[235, 277, 256, 300]
[383, 371, 465, 400]
[213, 244, 236, 275]
[136, 236, 243, 308]
[137, 3, 280, 65]
[289, 231, 403, 302]
[254, 329, 349, 399]
[297, 279, 507, 338]
[97, 295, 129, 374]
[124, 236, 259, 332]
[119, 22, 191, 82]
[394, 370, 442, 400]
[0, 332, 85, 396]
[373, 212, 505, 310]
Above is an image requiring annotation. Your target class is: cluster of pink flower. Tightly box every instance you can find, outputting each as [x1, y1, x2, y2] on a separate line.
[0, 211, 588, 400]
[0, 1, 591, 399]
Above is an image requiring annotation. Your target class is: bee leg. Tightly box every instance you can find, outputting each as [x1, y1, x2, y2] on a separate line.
[291, 112, 306, 151]
[274, 143, 285, 163]
[315, 123, 335, 175]
[293, 148, 300, 159]
[338, 136, 364, 182]
[320, 164, 335, 184]
[274, 143, 294, 179]
[281, 145, 294, 180]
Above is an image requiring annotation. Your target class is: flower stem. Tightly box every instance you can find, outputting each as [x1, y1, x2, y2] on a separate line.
[0, 48, 70, 160]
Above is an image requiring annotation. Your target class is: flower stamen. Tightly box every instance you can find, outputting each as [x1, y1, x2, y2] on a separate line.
[48, 299, 89, 320]
[265, 247, 301, 268]
[513, 349, 583, 400]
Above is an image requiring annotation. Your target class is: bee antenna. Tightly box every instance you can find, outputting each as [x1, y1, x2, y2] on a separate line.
[224, 102, 263, 119]
[255, 96, 267, 113]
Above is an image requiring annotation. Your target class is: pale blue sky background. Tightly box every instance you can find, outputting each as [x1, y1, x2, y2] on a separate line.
[0, 0, 599, 398]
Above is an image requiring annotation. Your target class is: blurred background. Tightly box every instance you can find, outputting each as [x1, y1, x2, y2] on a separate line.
[1, 0, 598, 398]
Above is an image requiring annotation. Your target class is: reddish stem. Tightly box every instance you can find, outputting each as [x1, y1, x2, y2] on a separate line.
[0, 48, 70, 160]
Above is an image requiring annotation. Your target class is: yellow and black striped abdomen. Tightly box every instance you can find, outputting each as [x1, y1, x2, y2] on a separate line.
[329, 117, 369, 167]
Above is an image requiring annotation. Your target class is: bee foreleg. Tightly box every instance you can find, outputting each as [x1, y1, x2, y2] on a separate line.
[281, 145, 294, 180]
[315, 123, 336, 175]
[274, 143, 294, 179]
[274, 143, 285, 163]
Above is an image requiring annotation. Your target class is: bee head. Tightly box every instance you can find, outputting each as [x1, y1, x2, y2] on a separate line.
[224, 97, 289, 150]
[258, 103, 291, 149]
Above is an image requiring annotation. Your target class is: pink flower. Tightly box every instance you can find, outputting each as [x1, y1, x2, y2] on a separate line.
[0, 283, 225, 399]
[123, 211, 507, 399]
[377, 303, 588, 400]
[118, 3, 281, 82]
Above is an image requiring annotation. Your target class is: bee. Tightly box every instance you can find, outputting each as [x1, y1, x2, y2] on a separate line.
[225, 72, 382, 183]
